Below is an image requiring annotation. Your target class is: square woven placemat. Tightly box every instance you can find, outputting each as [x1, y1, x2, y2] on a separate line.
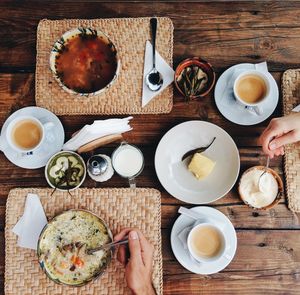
[282, 70, 300, 212]
[5, 188, 163, 295]
[35, 18, 173, 115]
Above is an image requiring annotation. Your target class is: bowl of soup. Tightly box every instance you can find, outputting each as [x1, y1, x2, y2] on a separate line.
[50, 27, 120, 96]
[37, 209, 112, 286]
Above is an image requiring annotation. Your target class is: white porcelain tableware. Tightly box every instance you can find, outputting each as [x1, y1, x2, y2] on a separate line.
[233, 69, 271, 115]
[171, 206, 237, 275]
[5, 115, 54, 154]
[214, 63, 279, 126]
[0, 107, 64, 169]
[187, 222, 229, 263]
[155, 121, 240, 204]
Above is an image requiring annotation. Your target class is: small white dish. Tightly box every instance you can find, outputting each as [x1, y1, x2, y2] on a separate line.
[0, 107, 64, 169]
[171, 206, 237, 275]
[214, 63, 279, 126]
[155, 121, 240, 204]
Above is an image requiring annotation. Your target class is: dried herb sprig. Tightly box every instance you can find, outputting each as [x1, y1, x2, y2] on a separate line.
[181, 137, 216, 161]
[177, 66, 208, 99]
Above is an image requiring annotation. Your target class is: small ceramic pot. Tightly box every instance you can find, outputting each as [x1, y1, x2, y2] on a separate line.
[45, 150, 86, 192]
[174, 57, 216, 99]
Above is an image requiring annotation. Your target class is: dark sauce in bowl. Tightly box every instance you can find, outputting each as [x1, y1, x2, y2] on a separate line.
[55, 34, 118, 94]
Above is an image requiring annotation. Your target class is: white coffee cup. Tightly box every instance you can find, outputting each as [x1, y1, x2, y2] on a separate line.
[5, 115, 54, 154]
[233, 70, 270, 115]
[187, 222, 230, 263]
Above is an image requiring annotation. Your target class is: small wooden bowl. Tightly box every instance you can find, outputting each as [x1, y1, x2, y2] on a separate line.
[174, 57, 216, 99]
[238, 166, 284, 210]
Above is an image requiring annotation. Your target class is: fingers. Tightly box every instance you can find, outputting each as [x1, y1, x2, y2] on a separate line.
[259, 127, 278, 156]
[117, 244, 129, 266]
[269, 131, 298, 151]
[114, 228, 132, 242]
[138, 233, 154, 268]
[128, 231, 143, 265]
[114, 228, 154, 268]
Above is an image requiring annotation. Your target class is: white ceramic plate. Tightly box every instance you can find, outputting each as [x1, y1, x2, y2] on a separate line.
[0, 107, 64, 169]
[214, 63, 279, 126]
[155, 121, 240, 204]
[171, 206, 237, 275]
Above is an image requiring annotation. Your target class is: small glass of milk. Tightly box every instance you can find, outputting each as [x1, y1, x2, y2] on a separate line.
[112, 142, 144, 188]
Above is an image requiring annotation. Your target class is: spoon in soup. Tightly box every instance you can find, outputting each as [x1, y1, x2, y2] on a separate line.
[145, 18, 163, 91]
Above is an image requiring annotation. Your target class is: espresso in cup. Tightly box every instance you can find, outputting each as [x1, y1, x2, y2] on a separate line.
[236, 74, 267, 104]
[11, 119, 43, 150]
[188, 223, 225, 262]
[233, 70, 270, 108]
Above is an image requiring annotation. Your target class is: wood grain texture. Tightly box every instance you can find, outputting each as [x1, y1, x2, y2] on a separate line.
[1, 2, 300, 71]
[1, 1, 300, 294]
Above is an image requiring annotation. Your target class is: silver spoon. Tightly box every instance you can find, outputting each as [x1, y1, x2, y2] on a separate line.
[258, 156, 270, 190]
[87, 237, 129, 255]
[145, 18, 163, 91]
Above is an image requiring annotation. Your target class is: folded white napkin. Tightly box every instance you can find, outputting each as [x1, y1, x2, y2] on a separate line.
[142, 40, 174, 107]
[63, 117, 133, 151]
[12, 193, 47, 250]
[220, 61, 268, 115]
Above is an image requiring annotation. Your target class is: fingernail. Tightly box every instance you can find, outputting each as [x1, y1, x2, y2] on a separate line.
[269, 142, 276, 150]
[129, 231, 138, 240]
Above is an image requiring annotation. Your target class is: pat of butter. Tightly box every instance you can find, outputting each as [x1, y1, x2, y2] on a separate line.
[188, 153, 216, 180]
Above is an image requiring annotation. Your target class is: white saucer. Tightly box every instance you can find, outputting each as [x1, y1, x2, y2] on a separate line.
[155, 121, 240, 204]
[214, 63, 279, 126]
[0, 107, 64, 169]
[171, 206, 237, 275]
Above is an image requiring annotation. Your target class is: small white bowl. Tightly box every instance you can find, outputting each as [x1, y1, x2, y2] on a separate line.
[49, 27, 120, 97]
[45, 151, 86, 191]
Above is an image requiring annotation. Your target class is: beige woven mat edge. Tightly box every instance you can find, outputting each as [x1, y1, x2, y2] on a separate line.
[5, 187, 163, 295]
[35, 17, 174, 115]
[282, 70, 300, 212]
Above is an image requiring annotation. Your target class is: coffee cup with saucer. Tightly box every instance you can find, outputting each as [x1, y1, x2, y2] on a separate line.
[0, 106, 65, 169]
[4, 115, 54, 155]
[187, 222, 232, 264]
[214, 62, 279, 126]
[171, 206, 237, 274]
[233, 69, 271, 116]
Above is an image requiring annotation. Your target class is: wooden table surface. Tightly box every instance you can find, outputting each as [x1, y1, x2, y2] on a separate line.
[0, 1, 300, 294]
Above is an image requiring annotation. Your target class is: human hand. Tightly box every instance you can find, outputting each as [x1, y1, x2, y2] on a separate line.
[114, 228, 155, 295]
[258, 113, 300, 158]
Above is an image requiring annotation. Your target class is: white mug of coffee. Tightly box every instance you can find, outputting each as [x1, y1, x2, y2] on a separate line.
[233, 70, 270, 116]
[4, 116, 54, 154]
[187, 222, 231, 263]
[111, 142, 144, 188]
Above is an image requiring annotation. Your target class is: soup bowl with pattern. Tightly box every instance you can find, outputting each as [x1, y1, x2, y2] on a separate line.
[50, 27, 120, 97]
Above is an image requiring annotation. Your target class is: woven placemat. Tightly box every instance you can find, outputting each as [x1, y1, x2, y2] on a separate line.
[5, 188, 162, 295]
[282, 70, 300, 212]
[35, 18, 173, 115]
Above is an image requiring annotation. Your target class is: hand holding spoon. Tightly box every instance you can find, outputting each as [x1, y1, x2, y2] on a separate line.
[145, 18, 163, 91]
[87, 237, 128, 255]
